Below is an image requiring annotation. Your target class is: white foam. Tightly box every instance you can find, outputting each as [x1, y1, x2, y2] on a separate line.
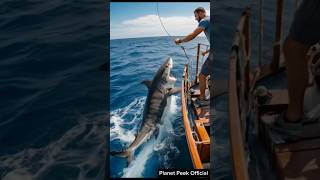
[110, 97, 146, 144]
[117, 95, 179, 177]
[122, 137, 156, 177]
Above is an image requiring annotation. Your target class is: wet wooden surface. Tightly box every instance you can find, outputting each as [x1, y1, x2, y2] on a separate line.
[260, 115, 320, 180]
[190, 84, 211, 164]
[276, 148, 320, 180]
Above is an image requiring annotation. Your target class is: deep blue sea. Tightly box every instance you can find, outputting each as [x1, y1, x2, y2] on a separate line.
[109, 0, 297, 178]
[0, 0, 300, 179]
[109, 36, 209, 177]
[0, 1, 107, 179]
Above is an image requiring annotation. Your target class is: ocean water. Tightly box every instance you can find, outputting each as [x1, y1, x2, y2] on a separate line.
[0, 0, 300, 179]
[109, 1, 297, 178]
[0, 1, 107, 179]
[109, 36, 210, 178]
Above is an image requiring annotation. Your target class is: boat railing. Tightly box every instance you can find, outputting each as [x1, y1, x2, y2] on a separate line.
[192, 131, 210, 144]
[229, 0, 295, 179]
[271, 0, 284, 70]
[181, 63, 203, 169]
[228, 8, 251, 180]
[181, 42, 209, 169]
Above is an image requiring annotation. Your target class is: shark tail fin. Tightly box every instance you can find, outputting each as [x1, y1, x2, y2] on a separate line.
[110, 150, 134, 166]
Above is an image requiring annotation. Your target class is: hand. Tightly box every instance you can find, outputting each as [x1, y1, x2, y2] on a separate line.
[175, 38, 181, 45]
[201, 50, 209, 56]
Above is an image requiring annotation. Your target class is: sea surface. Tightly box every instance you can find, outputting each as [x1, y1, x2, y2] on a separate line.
[109, 36, 209, 178]
[0, 1, 107, 180]
[0, 0, 300, 179]
[110, 0, 297, 178]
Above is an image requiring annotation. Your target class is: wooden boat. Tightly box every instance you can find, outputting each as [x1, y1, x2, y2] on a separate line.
[181, 43, 211, 169]
[229, 1, 320, 180]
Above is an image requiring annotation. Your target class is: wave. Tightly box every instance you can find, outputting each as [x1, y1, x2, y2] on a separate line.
[110, 96, 180, 177]
[110, 97, 146, 144]
[127, 51, 143, 57]
[0, 111, 106, 180]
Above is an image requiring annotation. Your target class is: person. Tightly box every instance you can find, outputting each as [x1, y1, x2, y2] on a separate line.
[270, 0, 320, 141]
[175, 7, 212, 106]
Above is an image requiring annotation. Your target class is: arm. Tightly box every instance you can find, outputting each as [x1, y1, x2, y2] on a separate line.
[175, 27, 204, 44]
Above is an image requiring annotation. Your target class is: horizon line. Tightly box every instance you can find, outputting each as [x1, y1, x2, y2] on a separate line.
[110, 35, 206, 41]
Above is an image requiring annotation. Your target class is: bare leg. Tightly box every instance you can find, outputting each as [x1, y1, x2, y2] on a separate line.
[199, 74, 207, 100]
[284, 37, 310, 122]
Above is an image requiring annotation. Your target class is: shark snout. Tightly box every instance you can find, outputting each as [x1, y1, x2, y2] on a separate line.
[166, 57, 176, 82]
[168, 57, 173, 69]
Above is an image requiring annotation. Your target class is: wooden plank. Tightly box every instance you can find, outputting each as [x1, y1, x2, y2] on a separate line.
[276, 138, 320, 153]
[260, 114, 320, 179]
[196, 117, 209, 124]
[195, 122, 210, 163]
[266, 90, 288, 106]
[195, 122, 210, 142]
[259, 89, 288, 114]
[275, 149, 320, 180]
[181, 67, 203, 169]
[271, 0, 284, 71]
[195, 106, 210, 120]
[229, 41, 250, 180]
[260, 117, 320, 153]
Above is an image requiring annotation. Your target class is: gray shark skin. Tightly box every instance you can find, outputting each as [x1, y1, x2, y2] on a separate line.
[110, 57, 179, 166]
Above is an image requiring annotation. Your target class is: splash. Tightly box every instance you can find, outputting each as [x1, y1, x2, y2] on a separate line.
[110, 97, 146, 144]
[110, 96, 180, 177]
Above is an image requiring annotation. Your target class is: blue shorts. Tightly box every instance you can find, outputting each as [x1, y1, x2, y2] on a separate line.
[289, 0, 320, 45]
[200, 53, 213, 76]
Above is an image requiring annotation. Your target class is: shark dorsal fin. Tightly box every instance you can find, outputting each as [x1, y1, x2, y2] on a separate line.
[141, 80, 152, 89]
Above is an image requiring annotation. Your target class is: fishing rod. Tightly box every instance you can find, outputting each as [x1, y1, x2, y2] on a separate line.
[156, 2, 209, 78]
[156, 3, 192, 61]
[156, 3, 210, 59]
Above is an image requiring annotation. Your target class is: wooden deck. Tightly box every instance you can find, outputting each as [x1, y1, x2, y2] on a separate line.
[257, 88, 320, 180]
[189, 83, 211, 166]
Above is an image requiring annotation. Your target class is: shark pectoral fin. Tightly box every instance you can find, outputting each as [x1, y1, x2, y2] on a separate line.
[167, 87, 181, 96]
[141, 80, 152, 89]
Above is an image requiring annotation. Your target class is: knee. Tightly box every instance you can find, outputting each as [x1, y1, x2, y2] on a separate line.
[199, 74, 206, 80]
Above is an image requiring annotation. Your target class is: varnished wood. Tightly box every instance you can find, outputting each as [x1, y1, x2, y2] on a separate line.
[181, 67, 203, 169]
[228, 8, 251, 180]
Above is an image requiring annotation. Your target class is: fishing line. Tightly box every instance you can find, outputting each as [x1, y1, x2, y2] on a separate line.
[156, 3, 210, 80]
[156, 3, 193, 64]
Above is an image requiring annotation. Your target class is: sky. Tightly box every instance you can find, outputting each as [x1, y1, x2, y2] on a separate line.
[110, 2, 210, 40]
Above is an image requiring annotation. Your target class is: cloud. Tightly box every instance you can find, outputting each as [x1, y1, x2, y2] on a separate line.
[111, 9, 210, 40]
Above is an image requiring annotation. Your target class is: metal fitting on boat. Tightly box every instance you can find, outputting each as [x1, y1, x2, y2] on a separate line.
[254, 86, 272, 105]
